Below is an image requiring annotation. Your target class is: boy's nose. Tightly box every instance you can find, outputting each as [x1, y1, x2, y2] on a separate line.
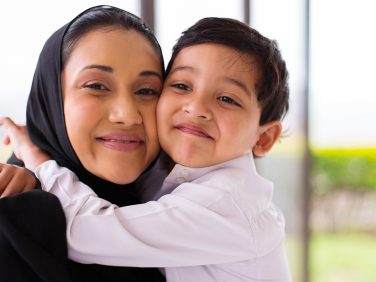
[182, 94, 212, 120]
[108, 94, 142, 126]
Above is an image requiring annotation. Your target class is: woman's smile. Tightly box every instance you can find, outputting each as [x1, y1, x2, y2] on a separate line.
[96, 132, 144, 152]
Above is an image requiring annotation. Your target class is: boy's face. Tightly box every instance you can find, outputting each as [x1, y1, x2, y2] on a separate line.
[157, 43, 273, 167]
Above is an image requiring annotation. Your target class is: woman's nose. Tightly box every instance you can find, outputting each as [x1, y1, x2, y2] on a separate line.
[108, 94, 142, 126]
[182, 93, 212, 120]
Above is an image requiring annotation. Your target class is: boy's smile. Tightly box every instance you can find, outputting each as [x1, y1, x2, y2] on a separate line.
[157, 43, 275, 168]
[175, 123, 213, 139]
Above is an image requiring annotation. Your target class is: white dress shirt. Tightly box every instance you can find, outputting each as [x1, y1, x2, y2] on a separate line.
[36, 153, 291, 282]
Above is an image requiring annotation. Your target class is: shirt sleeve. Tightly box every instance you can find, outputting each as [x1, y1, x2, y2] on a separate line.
[35, 160, 283, 267]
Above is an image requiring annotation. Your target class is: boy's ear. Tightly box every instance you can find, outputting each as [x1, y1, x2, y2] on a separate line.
[252, 121, 282, 157]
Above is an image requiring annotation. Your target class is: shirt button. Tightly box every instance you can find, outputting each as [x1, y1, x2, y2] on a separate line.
[176, 177, 186, 184]
[180, 169, 190, 178]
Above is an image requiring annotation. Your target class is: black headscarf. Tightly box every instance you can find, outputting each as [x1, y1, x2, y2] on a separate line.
[9, 6, 142, 206]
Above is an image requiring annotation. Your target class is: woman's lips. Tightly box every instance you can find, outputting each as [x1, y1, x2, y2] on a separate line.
[96, 133, 144, 152]
[175, 124, 212, 139]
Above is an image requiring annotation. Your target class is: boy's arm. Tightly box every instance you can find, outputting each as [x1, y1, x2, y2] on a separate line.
[0, 117, 50, 171]
[0, 117, 48, 197]
[36, 161, 280, 268]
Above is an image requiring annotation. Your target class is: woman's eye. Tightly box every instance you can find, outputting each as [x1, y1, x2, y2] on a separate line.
[217, 96, 241, 107]
[136, 88, 160, 97]
[84, 82, 109, 91]
[172, 83, 190, 91]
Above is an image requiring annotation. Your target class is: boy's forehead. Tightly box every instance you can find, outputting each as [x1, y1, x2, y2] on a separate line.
[169, 44, 260, 100]
[172, 44, 259, 81]
[172, 43, 258, 73]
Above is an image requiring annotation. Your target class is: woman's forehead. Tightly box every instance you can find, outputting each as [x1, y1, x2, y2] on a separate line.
[66, 28, 162, 74]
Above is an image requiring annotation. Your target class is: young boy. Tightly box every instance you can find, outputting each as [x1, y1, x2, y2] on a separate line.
[1, 17, 291, 281]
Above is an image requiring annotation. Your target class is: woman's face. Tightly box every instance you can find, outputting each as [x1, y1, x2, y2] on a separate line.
[61, 28, 162, 184]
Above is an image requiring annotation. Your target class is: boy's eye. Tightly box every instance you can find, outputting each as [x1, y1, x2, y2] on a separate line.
[84, 82, 109, 91]
[135, 88, 160, 97]
[217, 96, 241, 107]
[172, 83, 190, 91]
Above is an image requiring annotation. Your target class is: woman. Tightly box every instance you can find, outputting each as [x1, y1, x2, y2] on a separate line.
[0, 5, 165, 282]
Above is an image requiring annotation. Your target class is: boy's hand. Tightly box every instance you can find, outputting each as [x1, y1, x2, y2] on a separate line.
[0, 163, 37, 198]
[0, 117, 33, 160]
[0, 117, 50, 171]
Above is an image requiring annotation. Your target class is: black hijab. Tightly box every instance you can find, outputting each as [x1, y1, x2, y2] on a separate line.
[9, 7, 143, 206]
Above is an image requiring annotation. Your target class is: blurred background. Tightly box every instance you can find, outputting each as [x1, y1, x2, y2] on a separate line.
[0, 1, 375, 281]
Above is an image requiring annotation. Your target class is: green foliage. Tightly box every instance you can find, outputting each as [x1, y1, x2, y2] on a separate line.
[310, 232, 376, 282]
[311, 147, 376, 193]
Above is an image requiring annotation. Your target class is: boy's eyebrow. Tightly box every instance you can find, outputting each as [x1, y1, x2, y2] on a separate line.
[224, 77, 251, 96]
[169, 65, 195, 75]
[79, 65, 162, 81]
[170, 66, 251, 95]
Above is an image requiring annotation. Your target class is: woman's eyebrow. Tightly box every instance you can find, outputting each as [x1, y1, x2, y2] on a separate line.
[79, 65, 162, 81]
[139, 70, 163, 81]
[80, 64, 113, 73]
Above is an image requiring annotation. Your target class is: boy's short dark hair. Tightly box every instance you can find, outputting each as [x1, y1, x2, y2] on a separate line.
[166, 17, 289, 125]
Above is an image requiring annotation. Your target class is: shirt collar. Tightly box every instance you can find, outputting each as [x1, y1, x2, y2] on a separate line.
[163, 153, 257, 185]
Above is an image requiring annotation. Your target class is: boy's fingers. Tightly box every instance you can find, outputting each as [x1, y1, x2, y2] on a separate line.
[0, 117, 17, 128]
[0, 117, 23, 138]
[3, 135, 10, 145]
[0, 117, 15, 140]
[0, 117, 27, 147]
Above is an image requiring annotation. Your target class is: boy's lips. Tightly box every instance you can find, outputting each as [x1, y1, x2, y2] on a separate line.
[96, 132, 144, 152]
[175, 123, 212, 139]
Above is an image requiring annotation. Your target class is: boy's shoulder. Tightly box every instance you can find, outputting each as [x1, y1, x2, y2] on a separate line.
[196, 154, 273, 191]
[172, 159, 279, 225]
[173, 154, 274, 206]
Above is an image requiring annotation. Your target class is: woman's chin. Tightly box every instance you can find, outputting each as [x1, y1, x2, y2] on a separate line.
[101, 170, 139, 185]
